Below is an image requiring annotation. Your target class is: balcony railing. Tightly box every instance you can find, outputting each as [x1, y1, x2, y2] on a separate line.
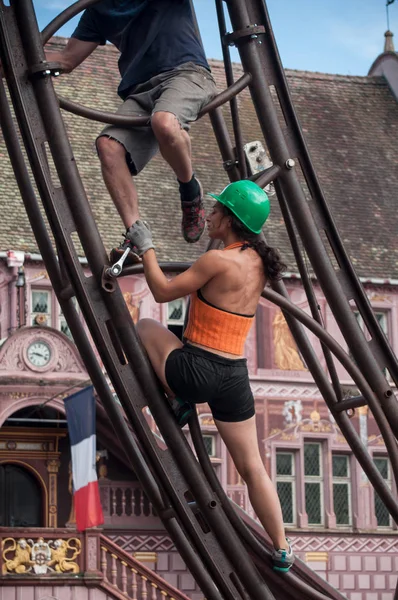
[227, 485, 256, 520]
[100, 535, 191, 600]
[0, 528, 190, 600]
[99, 480, 158, 527]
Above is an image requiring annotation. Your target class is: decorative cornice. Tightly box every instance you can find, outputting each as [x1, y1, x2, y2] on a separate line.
[251, 382, 321, 399]
[289, 534, 398, 554]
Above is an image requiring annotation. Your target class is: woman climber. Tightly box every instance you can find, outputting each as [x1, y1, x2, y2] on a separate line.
[126, 179, 295, 573]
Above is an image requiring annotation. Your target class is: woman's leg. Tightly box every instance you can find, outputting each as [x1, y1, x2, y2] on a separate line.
[215, 416, 287, 550]
[136, 318, 182, 396]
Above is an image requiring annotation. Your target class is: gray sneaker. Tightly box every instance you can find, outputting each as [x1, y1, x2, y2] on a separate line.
[271, 541, 294, 573]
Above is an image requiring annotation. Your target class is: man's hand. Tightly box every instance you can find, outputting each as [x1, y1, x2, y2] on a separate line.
[126, 220, 155, 256]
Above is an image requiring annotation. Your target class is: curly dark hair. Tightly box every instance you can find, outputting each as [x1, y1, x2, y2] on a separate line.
[221, 205, 286, 281]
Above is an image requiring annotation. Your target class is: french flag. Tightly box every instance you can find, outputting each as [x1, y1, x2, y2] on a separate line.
[64, 386, 104, 531]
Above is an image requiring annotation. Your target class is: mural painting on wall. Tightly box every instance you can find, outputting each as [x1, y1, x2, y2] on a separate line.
[2, 537, 81, 574]
[273, 310, 306, 370]
[123, 292, 141, 324]
[283, 399, 303, 425]
[268, 402, 337, 444]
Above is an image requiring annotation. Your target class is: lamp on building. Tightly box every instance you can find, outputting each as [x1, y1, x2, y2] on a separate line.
[15, 266, 25, 288]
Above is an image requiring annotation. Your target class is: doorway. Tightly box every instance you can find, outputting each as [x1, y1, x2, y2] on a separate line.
[0, 464, 43, 527]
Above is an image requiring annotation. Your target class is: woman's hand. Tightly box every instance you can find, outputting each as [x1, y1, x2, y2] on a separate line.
[127, 220, 155, 256]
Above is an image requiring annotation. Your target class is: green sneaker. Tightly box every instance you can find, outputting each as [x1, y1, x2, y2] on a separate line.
[170, 397, 194, 427]
[271, 541, 294, 573]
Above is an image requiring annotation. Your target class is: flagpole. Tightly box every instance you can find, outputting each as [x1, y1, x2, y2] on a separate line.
[38, 378, 92, 409]
[386, 0, 396, 31]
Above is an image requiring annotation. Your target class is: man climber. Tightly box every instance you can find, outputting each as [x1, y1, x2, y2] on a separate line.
[46, 0, 217, 263]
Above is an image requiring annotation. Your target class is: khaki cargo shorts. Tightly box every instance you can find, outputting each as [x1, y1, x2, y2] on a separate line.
[97, 62, 217, 175]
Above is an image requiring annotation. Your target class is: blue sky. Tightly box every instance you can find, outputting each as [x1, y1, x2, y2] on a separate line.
[34, 0, 397, 76]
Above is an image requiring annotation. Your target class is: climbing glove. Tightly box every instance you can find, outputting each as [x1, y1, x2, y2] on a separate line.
[126, 220, 154, 257]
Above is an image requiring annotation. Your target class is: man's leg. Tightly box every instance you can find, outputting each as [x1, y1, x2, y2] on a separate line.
[96, 136, 139, 227]
[151, 110, 204, 243]
[95, 94, 158, 263]
[150, 63, 217, 243]
[151, 111, 192, 183]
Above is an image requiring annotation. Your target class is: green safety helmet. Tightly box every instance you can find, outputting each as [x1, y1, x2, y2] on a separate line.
[208, 180, 270, 234]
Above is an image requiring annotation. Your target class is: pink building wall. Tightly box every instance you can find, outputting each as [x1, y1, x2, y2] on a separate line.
[0, 257, 397, 599]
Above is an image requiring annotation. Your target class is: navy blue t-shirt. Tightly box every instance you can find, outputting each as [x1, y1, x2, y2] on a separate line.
[72, 0, 210, 99]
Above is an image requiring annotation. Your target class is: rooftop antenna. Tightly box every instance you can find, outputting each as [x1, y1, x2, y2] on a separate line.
[386, 0, 395, 32]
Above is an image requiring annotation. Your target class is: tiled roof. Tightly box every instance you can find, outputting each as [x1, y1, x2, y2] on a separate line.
[0, 37, 397, 278]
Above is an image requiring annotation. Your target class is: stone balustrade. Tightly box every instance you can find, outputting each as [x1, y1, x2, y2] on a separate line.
[99, 480, 159, 527]
[227, 485, 256, 520]
[100, 535, 191, 600]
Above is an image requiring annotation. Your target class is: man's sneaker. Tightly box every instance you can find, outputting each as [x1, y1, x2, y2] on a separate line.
[271, 541, 294, 573]
[110, 232, 140, 266]
[181, 179, 205, 243]
[170, 397, 194, 427]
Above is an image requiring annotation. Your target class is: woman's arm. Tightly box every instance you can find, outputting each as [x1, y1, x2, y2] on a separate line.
[125, 220, 225, 302]
[142, 249, 225, 303]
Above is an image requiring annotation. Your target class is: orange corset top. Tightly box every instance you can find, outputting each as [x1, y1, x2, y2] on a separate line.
[184, 242, 255, 356]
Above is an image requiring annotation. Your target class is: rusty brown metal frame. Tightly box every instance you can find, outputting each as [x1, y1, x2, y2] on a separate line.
[0, 0, 397, 597]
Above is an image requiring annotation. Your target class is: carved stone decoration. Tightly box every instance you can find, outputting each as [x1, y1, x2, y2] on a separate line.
[86, 536, 98, 572]
[1, 538, 32, 574]
[2, 537, 81, 575]
[0, 326, 87, 375]
[47, 460, 61, 529]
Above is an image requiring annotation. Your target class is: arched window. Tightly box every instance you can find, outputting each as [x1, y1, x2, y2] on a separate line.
[0, 464, 43, 527]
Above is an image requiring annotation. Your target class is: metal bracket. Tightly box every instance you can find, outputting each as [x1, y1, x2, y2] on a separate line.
[29, 61, 62, 79]
[101, 247, 141, 292]
[224, 25, 266, 47]
[223, 158, 239, 171]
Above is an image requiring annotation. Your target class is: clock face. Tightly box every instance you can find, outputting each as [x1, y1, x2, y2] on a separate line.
[27, 341, 52, 367]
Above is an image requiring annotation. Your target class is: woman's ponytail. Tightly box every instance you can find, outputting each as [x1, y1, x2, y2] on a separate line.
[222, 206, 286, 280]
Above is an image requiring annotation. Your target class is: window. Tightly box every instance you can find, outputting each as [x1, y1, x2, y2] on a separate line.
[30, 287, 79, 341]
[276, 452, 296, 525]
[167, 298, 187, 340]
[332, 455, 352, 526]
[30, 289, 52, 326]
[352, 310, 390, 378]
[58, 298, 78, 340]
[203, 435, 216, 457]
[374, 457, 392, 528]
[304, 443, 323, 525]
[354, 310, 389, 341]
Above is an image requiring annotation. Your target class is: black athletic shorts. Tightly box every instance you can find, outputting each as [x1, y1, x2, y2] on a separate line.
[165, 343, 255, 423]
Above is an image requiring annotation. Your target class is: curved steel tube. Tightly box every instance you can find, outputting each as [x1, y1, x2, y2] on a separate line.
[41, 0, 101, 43]
[56, 73, 251, 126]
[42, 0, 252, 128]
